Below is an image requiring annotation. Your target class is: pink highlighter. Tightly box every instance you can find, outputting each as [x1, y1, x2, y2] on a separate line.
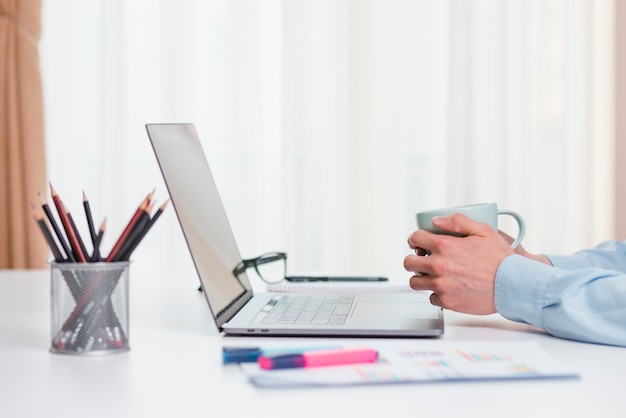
[258, 347, 379, 370]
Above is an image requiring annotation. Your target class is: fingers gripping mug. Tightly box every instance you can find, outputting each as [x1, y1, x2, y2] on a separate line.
[416, 202, 526, 248]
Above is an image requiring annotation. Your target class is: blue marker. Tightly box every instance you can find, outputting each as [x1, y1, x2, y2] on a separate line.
[222, 345, 341, 364]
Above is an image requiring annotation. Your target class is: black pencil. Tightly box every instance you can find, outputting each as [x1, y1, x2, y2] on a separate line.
[50, 183, 88, 263]
[31, 204, 65, 262]
[83, 191, 98, 248]
[38, 192, 73, 262]
[105, 190, 153, 262]
[91, 218, 106, 262]
[119, 199, 168, 261]
[66, 203, 90, 263]
[113, 201, 152, 262]
[34, 203, 82, 299]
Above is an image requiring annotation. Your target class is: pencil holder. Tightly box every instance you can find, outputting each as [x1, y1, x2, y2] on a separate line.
[50, 261, 130, 355]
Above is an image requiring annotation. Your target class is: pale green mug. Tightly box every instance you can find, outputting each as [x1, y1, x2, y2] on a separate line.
[416, 202, 526, 248]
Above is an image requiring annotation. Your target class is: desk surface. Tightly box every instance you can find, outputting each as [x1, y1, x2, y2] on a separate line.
[1, 267, 624, 418]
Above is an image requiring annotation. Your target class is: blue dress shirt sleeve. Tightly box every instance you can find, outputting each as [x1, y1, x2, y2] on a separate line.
[494, 240, 626, 347]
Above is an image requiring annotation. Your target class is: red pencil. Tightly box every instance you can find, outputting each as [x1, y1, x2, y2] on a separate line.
[113, 201, 153, 262]
[65, 203, 90, 261]
[117, 199, 168, 261]
[49, 184, 88, 262]
[105, 190, 154, 262]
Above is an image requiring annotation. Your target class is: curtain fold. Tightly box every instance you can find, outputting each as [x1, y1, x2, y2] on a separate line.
[0, 0, 48, 269]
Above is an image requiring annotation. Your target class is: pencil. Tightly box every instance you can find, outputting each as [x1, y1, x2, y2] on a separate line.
[91, 218, 106, 262]
[113, 201, 153, 262]
[49, 183, 88, 262]
[31, 203, 64, 262]
[105, 190, 154, 262]
[83, 191, 98, 248]
[66, 203, 90, 262]
[118, 199, 168, 261]
[38, 192, 73, 262]
[33, 203, 83, 300]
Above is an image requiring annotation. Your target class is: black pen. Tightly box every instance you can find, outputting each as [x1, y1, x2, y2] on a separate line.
[285, 276, 388, 282]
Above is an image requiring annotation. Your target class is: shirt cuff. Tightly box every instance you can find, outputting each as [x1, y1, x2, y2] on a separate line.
[544, 253, 593, 270]
[494, 254, 557, 328]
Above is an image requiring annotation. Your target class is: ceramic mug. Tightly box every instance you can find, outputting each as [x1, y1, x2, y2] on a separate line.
[416, 202, 526, 248]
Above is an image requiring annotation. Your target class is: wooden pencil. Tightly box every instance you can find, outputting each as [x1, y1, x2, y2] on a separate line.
[105, 190, 154, 262]
[82, 191, 98, 248]
[49, 183, 88, 262]
[66, 203, 90, 262]
[38, 192, 74, 262]
[91, 218, 106, 262]
[113, 201, 153, 262]
[31, 204, 64, 262]
[120, 199, 169, 261]
[33, 203, 83, 300]
[118, 199, 168, 261]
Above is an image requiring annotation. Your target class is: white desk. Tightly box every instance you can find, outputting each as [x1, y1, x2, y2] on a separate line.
[1, 266, 624, 418]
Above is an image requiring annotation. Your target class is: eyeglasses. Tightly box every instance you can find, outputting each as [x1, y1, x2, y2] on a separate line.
[232, 252, 287, 284]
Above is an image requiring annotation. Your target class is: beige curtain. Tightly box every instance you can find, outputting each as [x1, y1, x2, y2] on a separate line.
[0, 0, 47, 269]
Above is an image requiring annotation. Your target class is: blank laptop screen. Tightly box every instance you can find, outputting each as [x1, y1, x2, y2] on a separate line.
[146, 123, 252, 319]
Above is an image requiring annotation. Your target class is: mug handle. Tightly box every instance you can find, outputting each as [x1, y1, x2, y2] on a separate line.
[497, 210, 526, 248]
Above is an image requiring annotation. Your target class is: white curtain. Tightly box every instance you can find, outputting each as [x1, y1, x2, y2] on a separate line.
[40, 0, 614, 282]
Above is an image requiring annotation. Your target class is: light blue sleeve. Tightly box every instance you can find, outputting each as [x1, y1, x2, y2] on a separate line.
[494, 243, 626, 347]
[545, 240, 626, 273]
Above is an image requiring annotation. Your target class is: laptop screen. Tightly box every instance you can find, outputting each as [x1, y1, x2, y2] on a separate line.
[146, 124, 252, 323]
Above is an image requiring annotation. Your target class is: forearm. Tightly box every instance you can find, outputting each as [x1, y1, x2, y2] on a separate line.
[495, 255, 626, 347]
[545, 240, 626, 273]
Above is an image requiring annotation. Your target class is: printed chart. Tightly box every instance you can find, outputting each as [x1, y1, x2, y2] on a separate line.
[240, 342, 578, 388]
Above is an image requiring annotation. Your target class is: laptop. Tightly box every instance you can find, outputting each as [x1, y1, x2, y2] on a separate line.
[146, 123, 444, 337]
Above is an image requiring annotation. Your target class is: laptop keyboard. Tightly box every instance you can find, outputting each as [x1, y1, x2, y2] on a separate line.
[255, 295, 355, 325]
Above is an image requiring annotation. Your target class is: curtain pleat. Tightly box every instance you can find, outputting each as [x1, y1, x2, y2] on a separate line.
[0, 0, 48, 269]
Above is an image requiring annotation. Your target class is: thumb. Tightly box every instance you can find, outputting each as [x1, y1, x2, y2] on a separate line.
[432, 213, 490, 237]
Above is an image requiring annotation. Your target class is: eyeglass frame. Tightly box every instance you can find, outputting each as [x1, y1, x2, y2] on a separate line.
[232, 251, 287, 284]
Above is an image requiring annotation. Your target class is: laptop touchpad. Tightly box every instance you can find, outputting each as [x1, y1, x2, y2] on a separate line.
[352, 302, 441, 323]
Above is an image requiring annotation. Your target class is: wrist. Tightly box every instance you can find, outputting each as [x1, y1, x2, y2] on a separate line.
[529, 254, 552, 265]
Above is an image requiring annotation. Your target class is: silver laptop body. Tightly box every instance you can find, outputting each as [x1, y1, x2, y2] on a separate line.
[146, 123, 444, 337]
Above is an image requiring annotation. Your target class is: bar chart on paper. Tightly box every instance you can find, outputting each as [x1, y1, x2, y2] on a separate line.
[455, 349, 513, 362]
[353, 347, 541, 382]
[241, 342, 579, 388]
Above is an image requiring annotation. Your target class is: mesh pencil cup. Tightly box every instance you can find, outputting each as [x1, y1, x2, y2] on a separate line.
[50, 261, 130, 355]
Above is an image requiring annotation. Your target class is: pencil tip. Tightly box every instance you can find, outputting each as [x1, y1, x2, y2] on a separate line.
[30, 204, 42, 220]
[83, 190, 87, 200]
[49, 183, 57, 195]
[141, 189, 154, 205]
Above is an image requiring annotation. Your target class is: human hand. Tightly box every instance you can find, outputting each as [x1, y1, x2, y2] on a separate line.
[404, 213, 515, 315]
